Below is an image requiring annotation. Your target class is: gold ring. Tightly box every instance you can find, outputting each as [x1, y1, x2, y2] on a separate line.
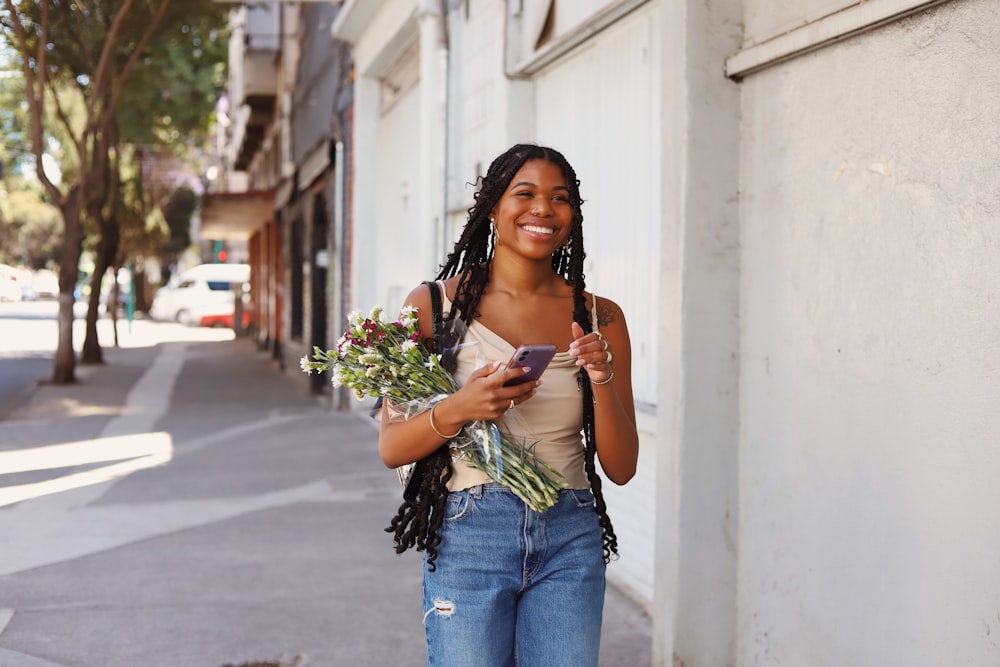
[509, 399, 515, 410]
[606, 351, 614, 364]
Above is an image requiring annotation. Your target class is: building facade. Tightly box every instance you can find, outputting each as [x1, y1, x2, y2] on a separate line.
[214, 0, 1000, 665]
[205, 2, 353, 399]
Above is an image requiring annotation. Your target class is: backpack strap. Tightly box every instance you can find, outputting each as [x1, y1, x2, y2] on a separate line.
[423, 280, 443, 353]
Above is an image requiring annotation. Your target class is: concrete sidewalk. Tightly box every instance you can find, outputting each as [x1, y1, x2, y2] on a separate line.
[0, 333, 651, 666]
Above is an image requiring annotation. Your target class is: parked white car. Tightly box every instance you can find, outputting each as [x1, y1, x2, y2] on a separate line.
[0, 264, 26, 302]
[32, 269, 60, 299]
[150, 263, 250, 326]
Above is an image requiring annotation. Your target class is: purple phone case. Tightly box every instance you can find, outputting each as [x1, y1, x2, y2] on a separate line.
[503, 344, 557, 386]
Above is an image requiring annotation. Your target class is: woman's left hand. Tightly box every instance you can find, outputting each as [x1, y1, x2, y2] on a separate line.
[568, 321, 613, 384]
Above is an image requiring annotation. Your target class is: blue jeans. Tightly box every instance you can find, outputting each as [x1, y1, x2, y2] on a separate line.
[422, 484, 606, 667]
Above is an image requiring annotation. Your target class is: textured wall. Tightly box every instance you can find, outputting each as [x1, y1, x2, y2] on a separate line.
[738, 1, 1000, 664]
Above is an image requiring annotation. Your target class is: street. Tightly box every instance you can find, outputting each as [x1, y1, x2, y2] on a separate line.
[0, 300, 234, 418]
[0, 301, 65, 419]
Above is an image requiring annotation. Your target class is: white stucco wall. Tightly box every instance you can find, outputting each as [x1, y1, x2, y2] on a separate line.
[654, 0, 743, 664]
[738, 1, 1000, 664]
[374, 85, 423, 310]
[444, 0, 531, 238]
[339, 0, 447, 316]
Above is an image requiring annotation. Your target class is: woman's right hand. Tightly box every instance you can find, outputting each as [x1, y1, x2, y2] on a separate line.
[432, 360, 540, 432]
[378, 351, 539, 469]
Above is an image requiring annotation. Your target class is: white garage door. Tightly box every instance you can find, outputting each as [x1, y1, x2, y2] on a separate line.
[375, 73, 422, 312]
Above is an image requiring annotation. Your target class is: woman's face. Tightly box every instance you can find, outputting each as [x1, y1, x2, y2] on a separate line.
[490, 159, 574, 258]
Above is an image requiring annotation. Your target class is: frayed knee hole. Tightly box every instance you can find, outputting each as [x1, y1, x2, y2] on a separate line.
[423, 598, 456, 623]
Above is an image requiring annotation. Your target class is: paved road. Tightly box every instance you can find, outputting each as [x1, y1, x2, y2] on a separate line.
[0, 300, 230, 417]
[0, 302, 61, 419]
[0, 308, 652, 666]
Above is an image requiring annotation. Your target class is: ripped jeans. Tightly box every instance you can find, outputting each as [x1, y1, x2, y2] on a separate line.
[422, 483, 606, 667]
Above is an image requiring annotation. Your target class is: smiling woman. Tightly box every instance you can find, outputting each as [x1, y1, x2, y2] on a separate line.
[490, 159, 574, 260]
[378, 143, 639, 667]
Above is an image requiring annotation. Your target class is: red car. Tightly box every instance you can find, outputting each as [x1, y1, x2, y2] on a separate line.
[199, 310, 251, 329]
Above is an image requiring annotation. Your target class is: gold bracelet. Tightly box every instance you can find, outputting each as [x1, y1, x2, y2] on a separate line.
[429, 404, 462, 439]
[591, 370, 614, 386]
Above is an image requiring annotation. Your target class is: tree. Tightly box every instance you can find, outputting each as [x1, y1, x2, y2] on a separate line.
[0, 0, 174, 383]
[117, 4, 228, 304]
[0, 0, 228, 379]
[77, 5, 228, 363]
[158, 184, 197, 280]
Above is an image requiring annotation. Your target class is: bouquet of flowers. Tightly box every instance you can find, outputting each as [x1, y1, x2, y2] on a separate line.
[301, 306, 562, 512]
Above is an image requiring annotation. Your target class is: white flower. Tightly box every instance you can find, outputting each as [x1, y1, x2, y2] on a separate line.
[300, 356, 313, 374]
[347, 309, 362, 322]
[399, 306, 418, 327]
[401, 340, 417, 352]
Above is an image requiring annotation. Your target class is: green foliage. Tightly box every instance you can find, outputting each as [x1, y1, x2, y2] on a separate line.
[1, 0, 230, 176]
[0, 52, 29, 177]
[118, 6, 230, 149]
[0, 0, 230, 269]
[0, 187, 63, 268]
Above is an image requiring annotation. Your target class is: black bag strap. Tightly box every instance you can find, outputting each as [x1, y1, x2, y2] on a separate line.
[399, 281, 446, 501]
[423, 280, 443, 353]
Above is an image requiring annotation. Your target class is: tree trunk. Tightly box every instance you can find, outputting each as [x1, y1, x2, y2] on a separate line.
[53, 187, 83, 384]
[81, 261, 108, 365]
[81, 222, 119, 364]
[133, 266, 150, 313]
[110, 270, 121, 348]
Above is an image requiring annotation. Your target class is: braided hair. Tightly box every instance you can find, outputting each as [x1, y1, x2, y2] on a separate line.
[385, 144, 619, 569]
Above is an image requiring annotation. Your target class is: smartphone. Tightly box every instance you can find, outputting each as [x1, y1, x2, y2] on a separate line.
[503, 344, 557, 387]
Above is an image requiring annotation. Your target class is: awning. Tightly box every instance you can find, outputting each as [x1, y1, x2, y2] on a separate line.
[200, 189, 276, 241]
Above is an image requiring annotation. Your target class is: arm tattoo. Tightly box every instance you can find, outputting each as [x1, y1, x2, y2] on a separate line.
[596, 301, 617, 328]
